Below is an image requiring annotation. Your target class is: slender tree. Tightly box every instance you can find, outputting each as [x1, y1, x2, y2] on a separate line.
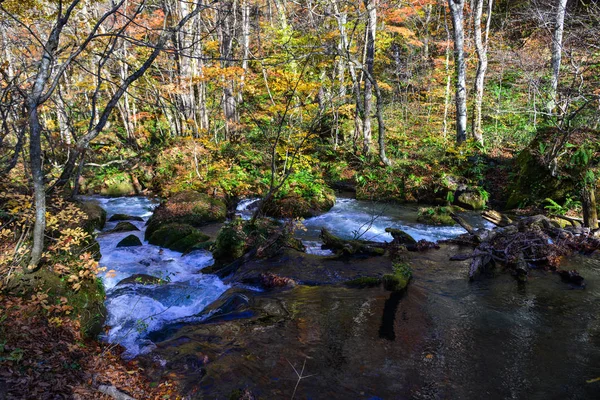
[548, 0, 568, 113]
[448, 0, 467, 143]
[471, 0, 493, 144]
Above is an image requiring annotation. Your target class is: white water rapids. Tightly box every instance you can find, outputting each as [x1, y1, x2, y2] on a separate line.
[89, 195, 491, 358]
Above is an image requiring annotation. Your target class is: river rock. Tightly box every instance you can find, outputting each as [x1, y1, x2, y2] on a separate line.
[385, 228, 417, 245]
[148, 223, 211, 253]
[108, 213, 144, 222]
[78, 201, 107, 231]
[455, 190, 486, 210]
[111, 221, 140, 233]
[116, 234, 142, 247]
[145, 191, 226, 238]
[262, 191, 336, 219]
[117, 274, 166, 286]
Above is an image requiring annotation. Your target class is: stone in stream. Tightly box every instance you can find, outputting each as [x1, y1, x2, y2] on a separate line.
[148, 223, 211, 253]
[145, 191, 227, 238]
[116, 234, 142, 247]
[78, 201, 107, 231]
[116, 274, 166, 286]
[108, 213, 144, 222]
[111, 221, 140, 233]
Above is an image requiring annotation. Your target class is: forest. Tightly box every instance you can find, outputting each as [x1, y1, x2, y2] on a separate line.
[0, 0, 599, 398]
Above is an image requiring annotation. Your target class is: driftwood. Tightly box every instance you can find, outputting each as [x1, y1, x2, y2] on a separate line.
[451, 211, 597, 284]
[482, 210, 513, 227]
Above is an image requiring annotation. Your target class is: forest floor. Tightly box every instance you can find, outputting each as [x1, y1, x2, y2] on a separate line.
[0, 294, 181, 399]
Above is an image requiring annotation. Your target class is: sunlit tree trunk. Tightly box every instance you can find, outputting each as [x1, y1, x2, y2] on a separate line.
[448, 0, 467, 143]
[362, 0, 376, 155]
[471, 0, 492, 144]
[548, 0, 568, 113]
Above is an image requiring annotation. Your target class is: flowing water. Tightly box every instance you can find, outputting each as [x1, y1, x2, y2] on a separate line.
[89, 196, 600, 398]
[84, 197, 229, 358]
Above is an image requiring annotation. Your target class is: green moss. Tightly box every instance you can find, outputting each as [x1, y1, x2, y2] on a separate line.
[100, 180, 136, 197]
[263, 188, 336, 218]
[345, 277, 382, 288]
[116, 234, 142, 247]
[417, 206, 462, 226]
[6, 270, 106, 339]
[148, 223, 210, 253]
[146, 191, 226, 237]
[108, 214, 144, 222]
[212, 219, 247, 264]
[383, 262, 412, 292]
[111, 221, 139, 233]
[78, 201, 107, 232]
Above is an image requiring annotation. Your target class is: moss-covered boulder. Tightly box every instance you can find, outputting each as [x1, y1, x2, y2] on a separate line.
[146, 191, 226, 238]
[417, 206, 464, 225]
[78, 201, 107, 232]
[116, 234, 142, 247]
[383, 262, 412, 292]
[148, 223, 210, 253]
[117, 274, 166, 286]
[455, 190, 486, 210]
[385, 228, 417, 245]
[100, 179, 136, 197]
[262, 190, 336, 219]
[212, 219, 249, 265]
[505, 127, 600, 210]
[110, 221, 140, 233]
[108, 214, 144, 222]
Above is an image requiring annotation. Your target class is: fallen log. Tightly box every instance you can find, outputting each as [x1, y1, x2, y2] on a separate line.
[320, 228, 385, 256]
[482, 210, 513, 227]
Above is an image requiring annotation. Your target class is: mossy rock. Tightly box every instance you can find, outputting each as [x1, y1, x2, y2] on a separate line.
[108, 213, 144, 222]
[78, 201, 107, 232]
[383, 262, 412, 292]
[100, 180, 136, 197]
[455, 191, 486, 210]
[116, 234, 142, 247]
[146, 191, 226, 238]
[5, 269, 106, 339]
[117, 274, 166, 286]
[417, 206, 463, 226]
[263, 190, 336, 219]
[345, 276, 382, 288]
[111, 221, 140, 233]
[148, 223, 210, 253]
[385, 228, 417, 245]
[504, 127, 600, 209]
[212, 220, 248, 264]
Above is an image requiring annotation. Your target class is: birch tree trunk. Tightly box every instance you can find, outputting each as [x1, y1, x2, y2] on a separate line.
[471, 0, 493, 144]
[448, 0, 468, 143]
[362, 0, 377, 155]
[548, 0, 568, 114]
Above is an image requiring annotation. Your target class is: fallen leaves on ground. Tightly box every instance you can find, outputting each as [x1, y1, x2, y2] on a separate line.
[0, 295, 182, 399]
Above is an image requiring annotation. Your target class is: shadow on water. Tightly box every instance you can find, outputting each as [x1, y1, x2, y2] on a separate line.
[378, 290, 405, 340]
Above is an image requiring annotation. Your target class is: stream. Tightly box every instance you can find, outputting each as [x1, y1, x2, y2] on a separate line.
[89, 196, 600, 398]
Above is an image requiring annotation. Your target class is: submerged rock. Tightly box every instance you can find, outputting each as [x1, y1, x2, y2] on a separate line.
[116, 234, 142, 247]
[108, 213, 144, 222]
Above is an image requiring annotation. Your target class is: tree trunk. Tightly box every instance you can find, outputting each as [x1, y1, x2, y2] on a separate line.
[448, 0, 468, 143]
[471, 0, 492, 144]
[362, 0, 377, 155]
[582, 186, 599, 230]
[548, 0, 568, 114]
